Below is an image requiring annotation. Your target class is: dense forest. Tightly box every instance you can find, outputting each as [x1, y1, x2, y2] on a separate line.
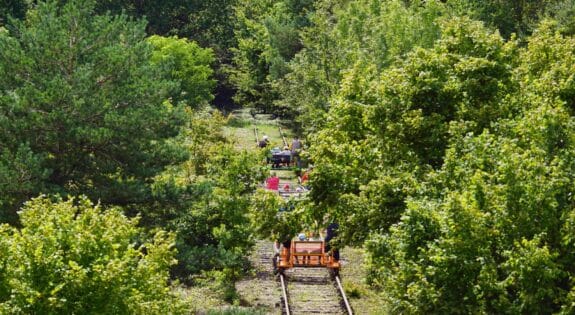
[2, 0, 575, 313]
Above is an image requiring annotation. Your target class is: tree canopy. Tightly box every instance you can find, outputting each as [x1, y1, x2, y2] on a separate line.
[148, 35, 216, 108]
[298, 5, 575, 313]
[0, 0, 194, 223]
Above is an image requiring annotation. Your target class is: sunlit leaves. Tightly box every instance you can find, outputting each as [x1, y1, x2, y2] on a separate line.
[0, 196, 183, 314]
[301, 9, 575, 312]
[148, 35, 216, 108]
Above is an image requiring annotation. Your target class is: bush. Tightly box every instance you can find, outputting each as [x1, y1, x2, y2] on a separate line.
[0, 196, 185, 314]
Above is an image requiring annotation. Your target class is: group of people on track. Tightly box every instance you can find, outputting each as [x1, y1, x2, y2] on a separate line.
[261, 134, 310, 193]
[259, 134, 339, 271]
[265, 168, 310, 193]
[258, 134, 301, 151]
[258, 134, 304, 168]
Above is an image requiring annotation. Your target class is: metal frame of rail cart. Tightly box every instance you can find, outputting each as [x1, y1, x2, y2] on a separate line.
[277, 241, 340, 272]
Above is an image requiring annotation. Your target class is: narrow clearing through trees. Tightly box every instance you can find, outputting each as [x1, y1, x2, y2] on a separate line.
[231, 109, 353, 314]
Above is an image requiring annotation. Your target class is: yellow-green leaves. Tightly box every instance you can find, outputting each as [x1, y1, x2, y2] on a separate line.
[148, 35, 216, 108]
[0, 196, 184, 314]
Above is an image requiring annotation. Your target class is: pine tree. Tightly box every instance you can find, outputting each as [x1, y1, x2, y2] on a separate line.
[0, 0, 189, 223]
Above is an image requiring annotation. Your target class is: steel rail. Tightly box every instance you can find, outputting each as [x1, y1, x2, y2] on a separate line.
[280, 273, 291, 315]
[335, 275, 353, 315]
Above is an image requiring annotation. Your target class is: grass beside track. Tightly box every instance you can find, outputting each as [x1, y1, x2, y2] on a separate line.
[340, 247, 389, 314]
[223, 109, 293, 151]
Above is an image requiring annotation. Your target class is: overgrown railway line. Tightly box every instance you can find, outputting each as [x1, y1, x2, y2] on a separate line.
[236, 240, 353, 314]
[279, 268, 353, 315]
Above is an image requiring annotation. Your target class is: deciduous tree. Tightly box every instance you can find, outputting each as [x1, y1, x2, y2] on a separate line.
[148, 35, 216, 108]
[0, 196, 184, 314]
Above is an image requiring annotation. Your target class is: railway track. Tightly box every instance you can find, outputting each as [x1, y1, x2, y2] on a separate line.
[280, 267, 353, 315]
[236, 241, 353, 314]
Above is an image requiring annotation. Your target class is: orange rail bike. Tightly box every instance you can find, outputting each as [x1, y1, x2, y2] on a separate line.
[276, 240, 340, 272]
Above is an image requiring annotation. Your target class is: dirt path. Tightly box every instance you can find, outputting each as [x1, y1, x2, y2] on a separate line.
[235, 240, 282, 314]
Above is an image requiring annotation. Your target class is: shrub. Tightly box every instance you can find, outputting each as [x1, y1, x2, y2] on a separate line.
[0, 196, 185, 314]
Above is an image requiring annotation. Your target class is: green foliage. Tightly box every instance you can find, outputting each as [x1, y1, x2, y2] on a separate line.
[278, 0, 446, 132]
[374, 107, 575, 311]
[546, 0, 575, 35]
[0, 0, 188, 223]
[517, 20, 575, 115]
[249, 190, 303, 242]
[7, 0, 575, 312]
[144, 110, 267, 281]
[93, 0, 239, 61]
[275, 3, 575, 311]
[0, 196, 184, 314]
[371, 16, 517, 166]
[179, 0, 238, 56]
[148, 35, 216, 108]
[228, 0, 315, 113]
[307, 16, 517, 245]
[0, 0, 27, 25]
[357, 20, 575, 313]
[175, 144, 266, 278]
[59, 0, 239, 110]
[448, 0, 567, 38]
[0, 144, 49, 224]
